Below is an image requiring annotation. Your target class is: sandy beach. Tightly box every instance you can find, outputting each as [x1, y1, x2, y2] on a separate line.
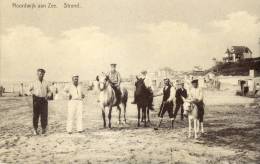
[0, 88, 259, 164]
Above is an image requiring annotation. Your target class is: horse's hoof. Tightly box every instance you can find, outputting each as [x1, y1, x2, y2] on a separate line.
[154, 127, 159, 130]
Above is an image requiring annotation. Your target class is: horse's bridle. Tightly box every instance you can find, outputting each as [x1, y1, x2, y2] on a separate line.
[99, 79, 109, 91]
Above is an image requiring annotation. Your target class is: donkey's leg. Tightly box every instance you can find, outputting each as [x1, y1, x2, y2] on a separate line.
[117, 105, 122, 125]
[188, 117, 192, 138]
[108, 106, 112, 128]
[201, 122, 204, 134]
[194, 119, 198, 139]
[197, 120, 200, 132]
[102, 108, 106, 128]
[137, 106, 141, 127]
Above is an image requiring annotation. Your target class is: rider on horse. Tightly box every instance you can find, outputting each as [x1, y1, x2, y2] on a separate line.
[107, 63, 121, 105]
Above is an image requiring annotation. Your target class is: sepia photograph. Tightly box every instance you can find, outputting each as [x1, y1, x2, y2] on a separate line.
[0, 0, 260, 163]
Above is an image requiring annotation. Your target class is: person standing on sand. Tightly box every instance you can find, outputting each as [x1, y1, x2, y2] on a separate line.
[173, 81, 188, 121]
[154, 78, 176, 130]
[64, 74, 85, 134]
[29, 68, 51, 135]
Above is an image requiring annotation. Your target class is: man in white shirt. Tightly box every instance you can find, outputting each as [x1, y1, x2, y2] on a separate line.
[29, 68, 51, 135]
[186, 79, 204, 125]
[154, 78, 176, 130]
[64, 75, 85, 134]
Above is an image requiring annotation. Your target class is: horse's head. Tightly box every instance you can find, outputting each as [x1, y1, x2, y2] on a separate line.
[135, 78, 148, 97]
[96, 73, 109, 91]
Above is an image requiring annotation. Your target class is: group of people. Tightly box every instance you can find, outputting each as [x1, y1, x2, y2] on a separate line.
[28, 68, 86, 135]
[131, 69, 204, 130]
[28, 64, 123, 135]
[28, 63, 204, 135]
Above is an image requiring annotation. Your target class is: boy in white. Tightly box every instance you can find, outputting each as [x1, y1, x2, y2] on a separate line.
[64, 75, 85, 134]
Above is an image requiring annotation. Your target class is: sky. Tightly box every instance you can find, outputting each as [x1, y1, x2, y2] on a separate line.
[0, 0, 260, 81]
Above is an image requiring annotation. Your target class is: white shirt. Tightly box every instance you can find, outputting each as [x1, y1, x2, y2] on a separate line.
[188, 87, 203, 101]
[64, 84, 84, 100]
[138, 74, 153, 90]
[29, 80, 50, 98]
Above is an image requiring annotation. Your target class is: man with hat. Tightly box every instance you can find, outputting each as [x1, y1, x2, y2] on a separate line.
[132, 70, 154, 110]
[64, 74, 85, 134]
[107, 63, 121, 105]
[173, 80, 187, 121]
[154, 78, 176, 130]
[29, 68, 51, 135]
[186, 79, 204, 132]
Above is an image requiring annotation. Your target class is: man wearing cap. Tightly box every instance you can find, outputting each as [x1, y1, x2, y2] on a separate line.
[186, 79, 204, 131]
[173, 81, 187, 121]
[29, 68, 51, 135]
[154, 78, 176, 130]
[132, 70, 154, 110]
[107, 64, 121, 104]
[64, 75, 85, 134]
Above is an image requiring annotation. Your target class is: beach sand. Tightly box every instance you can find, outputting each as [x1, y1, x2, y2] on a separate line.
[0, 89, 259, 163]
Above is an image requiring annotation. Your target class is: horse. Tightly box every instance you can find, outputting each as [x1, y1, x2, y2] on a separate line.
[134, 77, 150, 127]
[183, 100, 204, 139]
[96, 73, 128, 128]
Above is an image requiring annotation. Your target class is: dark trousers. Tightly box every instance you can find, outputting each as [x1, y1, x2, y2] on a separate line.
[173, 103, 184, 119]
[33, 95, 48, 130]
[158, 101, 174, 118]
[194, 101, 204, 122]
[111, 84, 121, 104]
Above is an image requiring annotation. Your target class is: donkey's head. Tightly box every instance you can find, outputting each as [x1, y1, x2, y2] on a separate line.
[183, 101, 193, 116]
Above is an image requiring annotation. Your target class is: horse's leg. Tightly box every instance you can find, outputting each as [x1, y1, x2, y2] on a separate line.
[137, 106, 140, 127]
[102, 108, 106, 128]
[147, 107, 150, 123]
[141, 112, 144, 122]
[123, 102, 127, 124]
[117, 105, 121, 125]
[143, 107, 147, 127]
[108, 106, 112, 128]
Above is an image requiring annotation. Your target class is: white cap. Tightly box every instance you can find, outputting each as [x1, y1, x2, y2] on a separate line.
[72, 74, 79, 77]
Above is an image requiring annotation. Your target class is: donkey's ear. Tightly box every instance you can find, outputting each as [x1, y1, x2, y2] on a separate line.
[96, 76, 99, 81]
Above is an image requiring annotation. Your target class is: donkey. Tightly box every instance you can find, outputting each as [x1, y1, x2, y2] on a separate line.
[134, 78, 150, 127]
[183, 100, 204, 139]
[96, 73, 128, 128]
